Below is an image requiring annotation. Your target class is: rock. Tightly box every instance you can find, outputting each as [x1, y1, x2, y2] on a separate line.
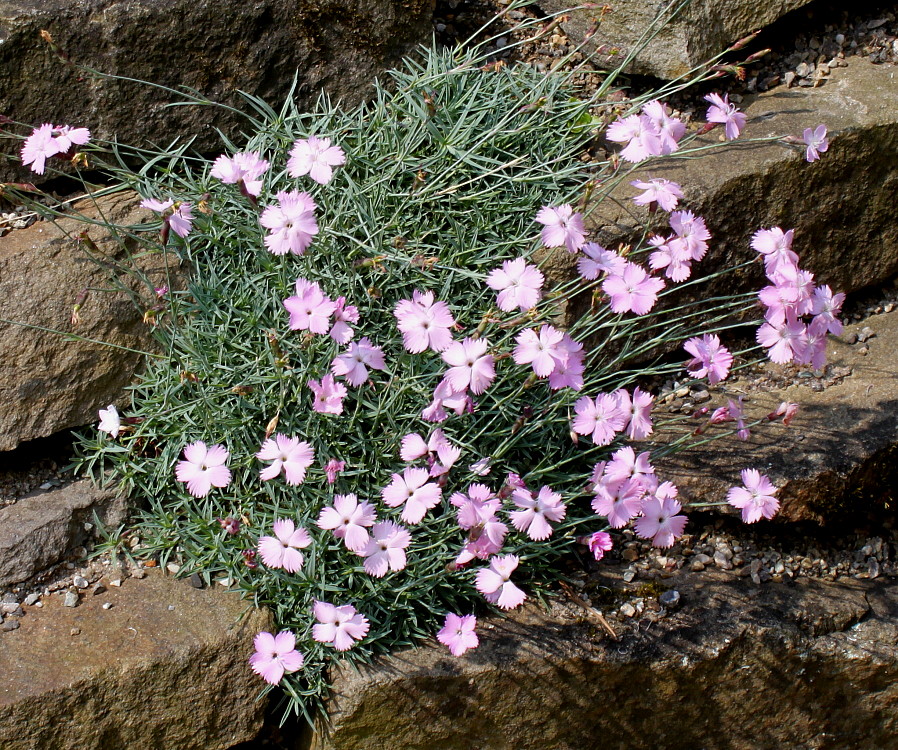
[23, 593, 40, 606]
[1, 620, 20, 632]
[654, 310, 898, 524]
[0, 570, 271, 750]
[0, 479, 127, 587]
[659, 589, 680, 608]
[72, 576, 89, 590]
[591, 57, 898, 300]
[0, 0, 434, 182]
[309, 571, 897, 749]
[619, 603, 636, 617]
[0, 191, 184, 450]
[62, 591, 79, 608]
[537, 0, 815, 79]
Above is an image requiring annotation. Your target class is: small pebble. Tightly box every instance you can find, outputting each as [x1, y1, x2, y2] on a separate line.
[659, 590, 681, 608]
[130, 567, 146, 580]
[109, 579, 123, 588]
[622, 569, 636, 583]
[619, 603, 636, 617]
[73, 576, 89, 590]
[70, 627, 81, 636]
[63, 591, 79, 608]
[166, 563, 181, 575]
[188, 573, 204, 589]
[2, 620, 20, 632]
[92, 585, 106, 596]
[102, 602, 113, 610]
[23, 592, 40, 606]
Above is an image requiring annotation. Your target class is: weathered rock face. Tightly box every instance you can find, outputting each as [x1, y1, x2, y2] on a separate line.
[0, 0, 434, 182]
[0, 191, 181, 451]
[0, 570, 271, 750]
[0, 479, 127, 587]
[537, 0, 814, 79]
[308, 570, 898, 749]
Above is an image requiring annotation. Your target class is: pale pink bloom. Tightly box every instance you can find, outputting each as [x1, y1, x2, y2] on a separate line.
[486, 257, 544, 312]
[547, 334, 585, 392]
[331, 337, 386, 387]
[21, 123, 91, 174]
[603, 262, 665, 315]
[510, 485, 566, 541]
[437, 613, 479, 656]
[451, 483, 497, 526]
[175, 441, 231, 497]
[591, 478, 645, 528]
[647, 235, 693, 282]
[360, 521, 412, 577]
[50, 124, 91, 154]
[810, 285, 844, 335]
[683, 333, 733, 385]
[727, 469, 779, 523]
[260, 190, 318, 256]
[635, 488, 687, 548]
[312, 601, 369, 651]
[535, 204, 587, 253]
[704, 93, 746, 140]
[768, 263, 815, 316]
[317, 493, 376, 552]
[577, 243, 627, 280]
[98, 404, 121, 438]
[513, 325, 568, 377]
[615, 387, 654, 440]
[669, 211, 711, 262]
[421, 379, 471, 423]
[803, 125, 829, 162]
[287, 135, 346, 185]
[256, 434, 315, 485]
[631, 178, 684, 212]
[401, 429, 460, 476]
[307, 374, 348, 415]
[603, 445, 656, 487]
[451, 485, 508, 562]
[475, 554, 527, 610]
[572, 393, 627, 446]
[756, 318, 807, 364]
[381, 467, 442, 524]
[329, 297, 360, 344]
[709, 396, 750, 440]
[441, 337, 495, 395]
[581, 531, 613, 561]
[794, 316, 829, 371]
[257, 519, 312, 572]
[394, 290, 456, 353]
[606, 114, 662, 163]
[769, 401, 799, 426]
[284, 278, 336, 334]
[140, 197, 174, 214]
[249, 630, 304, 685]
[641, 100, 686, 154]
[325, 459, 346, 484]
[751, 227, 798, 278]
[210, 151, 269, 196]
[141, 198, 194, 238]
[469, 457, 492, 476]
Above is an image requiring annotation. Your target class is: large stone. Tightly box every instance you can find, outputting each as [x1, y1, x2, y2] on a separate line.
[0, 190, 181, 450]
[537, 0, 815, 79]
[0, 0, 434, 182]
[0, 570, 271, 750]
[0, 479, 127, 587]
[308, 569, 898, 748]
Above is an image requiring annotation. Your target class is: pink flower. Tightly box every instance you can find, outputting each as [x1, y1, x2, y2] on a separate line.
[547, 333, 585, 391]
[751, 227, 798, 278]
[324, 458, 346, 484]
[141, 197, 194, 238]
[307, 374, 348, 415]
[475, 554, 527, 610]
[510, 485, 566, 541]
[381, 467, 442, 524]
[360, 520, 412, 577]
[329, 297, 360, 344]
[756, 318, 807, 364]
[641, 100, 686, 154]
[451, 486, 508, 564]
[256, 434, 315, 485]
[803, 125, 829, 162]
[21, 123, 90, 174]
[581, 531, 613, 561]
[669, 211, 711, 262]
[394, 290, 456, 354]
[284, 278, 336, 334]
[261, 190, 318, 256]
[810, 285, 844, 335]
[647, 235, 693, 283]
[513, 325, 567, 377]
[603, 445, 656, 487]
[257, 519, 312, 572]
[615, 387, 654, 440]
[602, 262, 665, 315]
[630, 178, 684, 212]
[287, 136, 346, 185]
[704, 93, 746, 140]
[577, 243, 627, 280]
[486, 257, 544, 312]
[437, 613, 479, 656]
[441, 337, 495, 395]
[634, 486, 687, 548]
[683, 333, 733, 385]
[331, 337, 386, 387]
[769, 401, 799, 426]
[607, 114, 661, 163]
[591, 478, 645, 528]
[312, 601, 369, 651]
[535, 204, 586, 253]
[317, 493, 376, 552]
[249, 630, 304, 685]
[421, 379, 472, 423]
[175, 441, 231, 497]
[572, 393, 627, 446]
[98, 404, 121, 438]
[211, 151, 269, 197]
[401, 429, 460, 477]
[727, 469, 779, 523]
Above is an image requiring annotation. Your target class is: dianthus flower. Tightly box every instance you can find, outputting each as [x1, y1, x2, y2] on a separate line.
[260, 190, 318, 256]
[381, 467, 442, 524]
[769, 401, 799, 426]
[810, 285, 844, 335]
[803, 125, 829, 163]
[421, 379, 472, 423]
[98, 404, 121, 438]
[175, 441, 231, 497]
[441, 337, 495, 395]
[602, 262, 665, 315]
[324, 458, 346, 484]
[581, 531, 613, 562]
[547, 333, 585, 392]
[331, 337, 386, 387]
[535, 204, 586, 252]
[256, 434, 315, 485]
[257, 519, 312, 572]
[486, 257, 544, 312]
[647, 235, 693, 283]
[756, 317, 807, 364]
[249, 631, 304, 685]
[317, 493, 376, 552]
[572, 393, 627, 446]
[437, 613, 479, 657]
[475, 554, 527, 610]
[513, 324, 568, 377]
[21, 123, 90, 174]
[704, 93, 746, 140]
[287, 135, 346, 185]
[603, 445, 656, 488]
[401, 428, 460, 477]
[642, 100, 686, 154]
[669, 210, 711, 262]
[577, 242, 627, 280]
[683, 333, 733, 385]
[727, 469, 780, 523]
[510, 485, 566, 541]
[630, 178, 684, 212]
[394, 290, 456, 353]
[751, 227, 798, 278]
[312, 601, 369, 651]
[210, 150, 269, 197]
[615, 387, 654, 440]
[360, 520, 412, 577]
[606, 114, 661, 163]
[634, 483, 687, 548]
[591, 477, 645, 528]
[141, 197, 194, 239]
[307, 374, 348, 415]
[284, 278, 336, 334]
[329, 297, 360, 344]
